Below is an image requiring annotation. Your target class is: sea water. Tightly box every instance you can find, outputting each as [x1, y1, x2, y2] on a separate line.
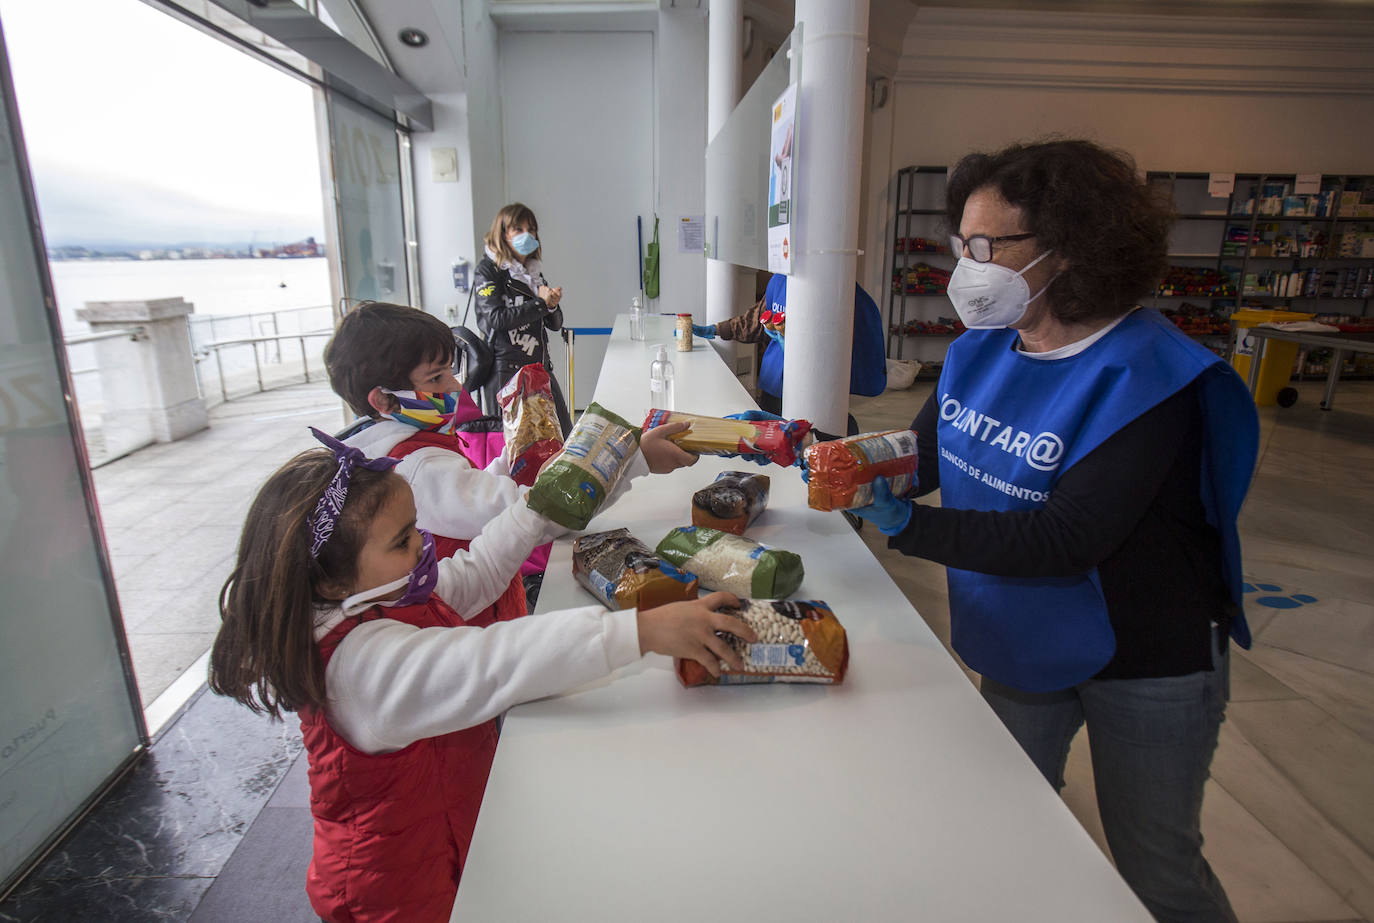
[50, 257, 333, 407]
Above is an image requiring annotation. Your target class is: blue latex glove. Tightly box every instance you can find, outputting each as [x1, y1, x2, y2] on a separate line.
[724, 410, 782, 466]
[692, 323, 716, 339]
[849, 476, 913, 536]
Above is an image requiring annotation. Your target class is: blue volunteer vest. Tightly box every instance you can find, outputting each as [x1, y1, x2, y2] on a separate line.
[937, 308, 1257, 692]
[758, 275, 888, 399]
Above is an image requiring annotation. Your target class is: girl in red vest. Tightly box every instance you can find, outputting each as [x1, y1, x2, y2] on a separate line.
[210, 432, 753, 923]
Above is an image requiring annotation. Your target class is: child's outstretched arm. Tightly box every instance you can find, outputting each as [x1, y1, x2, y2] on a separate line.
[637, 591, 757, 678]
[319, 594, 755, 754]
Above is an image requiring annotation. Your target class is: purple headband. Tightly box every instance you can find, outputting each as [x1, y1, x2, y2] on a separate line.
[307, 427, 400, 559]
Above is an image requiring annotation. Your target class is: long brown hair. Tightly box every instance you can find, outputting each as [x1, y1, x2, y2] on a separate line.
[483, 202, 541, 266]
[209, 449, 399, 719]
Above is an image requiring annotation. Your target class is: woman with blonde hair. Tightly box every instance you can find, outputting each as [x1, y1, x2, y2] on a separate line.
[472, 202, 571, 433]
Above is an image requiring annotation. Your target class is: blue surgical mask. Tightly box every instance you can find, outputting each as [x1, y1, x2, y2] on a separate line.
[510, 232, 540, 257]
[765, 327, 784, 347]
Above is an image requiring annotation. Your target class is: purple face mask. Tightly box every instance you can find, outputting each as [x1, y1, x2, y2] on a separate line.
[342, 530, 439, 617]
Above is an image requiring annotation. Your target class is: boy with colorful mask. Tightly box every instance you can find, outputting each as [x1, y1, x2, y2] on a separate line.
[323, 301, 697, 621]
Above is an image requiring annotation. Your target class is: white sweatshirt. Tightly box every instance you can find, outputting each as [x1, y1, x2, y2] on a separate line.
[345, 419, 520, 542]
[314, 445, 652, 754]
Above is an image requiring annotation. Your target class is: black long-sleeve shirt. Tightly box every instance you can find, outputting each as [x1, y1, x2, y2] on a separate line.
[892, 383, 1231, 679]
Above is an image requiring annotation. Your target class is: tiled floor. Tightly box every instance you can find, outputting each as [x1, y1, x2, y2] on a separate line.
[850, 376, 1374, 923]
[4, 375, 1371, 922]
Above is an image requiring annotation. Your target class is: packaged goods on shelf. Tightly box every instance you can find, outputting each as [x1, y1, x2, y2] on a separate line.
[676, 598, 849, 687]
[655, 526, 804, 599]
[895, 236, 945, 254]
[498, 363, 563, 487]
[526, 403, 639, 530]
[691, 471, 770, 535]
[642, 409, 813, 467]
[1157, 266, 1236, 297]
[572, 528, 699, 610]
[890, 262, 951, 295]
[805, 429, 919, 512]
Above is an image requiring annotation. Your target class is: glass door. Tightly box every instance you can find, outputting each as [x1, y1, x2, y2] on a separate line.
[0, 21, 145, 895]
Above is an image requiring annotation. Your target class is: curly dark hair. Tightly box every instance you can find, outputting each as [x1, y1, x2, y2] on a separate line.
[945, 139, 1172, 324]
[324, 302, 455, 418]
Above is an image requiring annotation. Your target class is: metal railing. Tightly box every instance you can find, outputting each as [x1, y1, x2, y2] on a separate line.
[63, 325, 146, 346]
[198, 329, 334, 402]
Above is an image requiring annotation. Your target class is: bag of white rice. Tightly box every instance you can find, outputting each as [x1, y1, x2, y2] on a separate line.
[677, 598, 848, 686]
[526, 403, 639, 530]
[654, 526, 803, 599]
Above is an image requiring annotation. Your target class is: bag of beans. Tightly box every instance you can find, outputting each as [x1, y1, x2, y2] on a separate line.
[691, 471, 769, 535]
[572, 528, 699, 610]
[642, 409, 813, 468]
[526, 403, 639, 530]
[805, 429, 918, 512]
[677, 598, 848, 686]
[655, 526, 803, 599]
[497, 364, 563, 487]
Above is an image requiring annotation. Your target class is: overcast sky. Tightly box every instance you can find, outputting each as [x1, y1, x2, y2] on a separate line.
[1, 0, 326, 246]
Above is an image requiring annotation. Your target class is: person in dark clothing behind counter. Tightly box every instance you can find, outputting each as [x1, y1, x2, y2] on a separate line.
[472, 202, 572, 435]
[849, 139, 1257, 923]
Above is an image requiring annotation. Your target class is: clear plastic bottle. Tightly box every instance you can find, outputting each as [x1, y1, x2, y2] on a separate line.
[629, 293, 645, 341]
[649, 344, 675, 411]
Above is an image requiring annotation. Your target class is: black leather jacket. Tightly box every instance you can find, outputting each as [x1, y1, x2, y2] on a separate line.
[472, 256, 564, 374]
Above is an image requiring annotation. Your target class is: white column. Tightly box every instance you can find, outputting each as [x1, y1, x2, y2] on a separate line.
[705, 0, 742, 329]
[783, 0, 869, 436]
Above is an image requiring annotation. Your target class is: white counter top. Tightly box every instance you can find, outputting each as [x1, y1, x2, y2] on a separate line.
[452, 314, 1147, 922]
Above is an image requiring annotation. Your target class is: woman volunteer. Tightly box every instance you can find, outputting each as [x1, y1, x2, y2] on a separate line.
[853, 139, 1257, 923]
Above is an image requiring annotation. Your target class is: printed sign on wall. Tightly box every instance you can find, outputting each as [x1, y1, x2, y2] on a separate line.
[767, 84, 796, 274]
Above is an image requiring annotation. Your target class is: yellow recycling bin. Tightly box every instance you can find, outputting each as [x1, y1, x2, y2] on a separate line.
[1229, 308, 1314, 406]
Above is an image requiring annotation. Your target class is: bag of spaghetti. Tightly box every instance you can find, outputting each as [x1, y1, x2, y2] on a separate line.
[497, 363, 564, 487]
[655, 526, 803, 599]
[805, 429, 919, 512]
[526, 403, 639, 530]
[677, 598, 848, 687]
[572, 528, 699, 610]
[642, 409, 812, 468]
[691, 470, 769, 535]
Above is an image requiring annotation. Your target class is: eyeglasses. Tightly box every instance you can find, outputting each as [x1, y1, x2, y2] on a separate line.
[949, 232, 1034, 263]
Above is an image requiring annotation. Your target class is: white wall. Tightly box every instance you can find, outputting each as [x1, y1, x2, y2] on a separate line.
[412, 91, 479, 322]
[654, 6, 708, 317]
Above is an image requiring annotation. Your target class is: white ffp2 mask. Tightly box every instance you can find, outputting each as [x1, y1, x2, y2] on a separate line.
[946, 250, 1057, 329]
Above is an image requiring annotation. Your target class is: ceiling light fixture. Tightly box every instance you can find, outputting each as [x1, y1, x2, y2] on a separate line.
[398, 28, 428, 48]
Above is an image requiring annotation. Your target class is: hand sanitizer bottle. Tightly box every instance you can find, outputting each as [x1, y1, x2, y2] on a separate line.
[649, 344, 674, 411]
[629, 293, 645, 341]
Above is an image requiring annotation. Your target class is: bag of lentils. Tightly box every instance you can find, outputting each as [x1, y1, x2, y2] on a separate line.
[572, 528, 699, 610]
[526, 403, 639, 530]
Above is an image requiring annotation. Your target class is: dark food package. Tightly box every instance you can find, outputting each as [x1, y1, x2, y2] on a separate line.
[691, 470, 770, 535]
[572, 528, 699, 611]
[677, 598, 848, 686]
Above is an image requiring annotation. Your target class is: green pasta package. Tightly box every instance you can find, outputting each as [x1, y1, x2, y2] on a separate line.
[654, 525, 803, 599]
[526, 403, 640, 531]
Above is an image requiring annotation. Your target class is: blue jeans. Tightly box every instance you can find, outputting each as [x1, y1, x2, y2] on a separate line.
[980, 635, 1237, 923]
